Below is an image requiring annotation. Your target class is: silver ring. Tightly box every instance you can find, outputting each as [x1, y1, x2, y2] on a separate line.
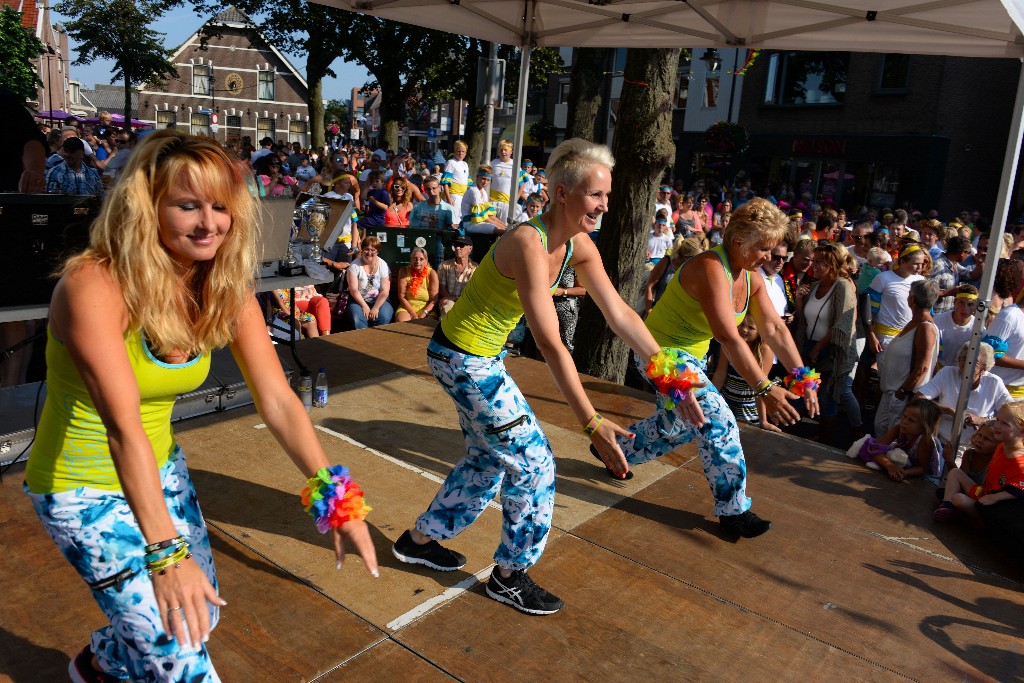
[168, 606, 182, 612]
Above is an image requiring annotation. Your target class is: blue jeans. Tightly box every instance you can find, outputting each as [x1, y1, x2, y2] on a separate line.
[802, 340, 862, 426]
[344, 300, 394, 329]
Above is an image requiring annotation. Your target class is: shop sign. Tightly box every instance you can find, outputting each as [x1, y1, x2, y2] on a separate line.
[791, 138, 847, 155]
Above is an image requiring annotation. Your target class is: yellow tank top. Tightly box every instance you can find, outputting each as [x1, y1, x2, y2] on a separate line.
[25, 327, 211, 493]
[407, 267, 432, 313]
[441, 216, 572, 356]
[645, 244, 749, 358]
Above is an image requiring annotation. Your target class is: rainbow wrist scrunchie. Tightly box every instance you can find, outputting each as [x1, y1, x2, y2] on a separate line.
[301, 465, 371, 533]
[646, 349, 701, 411]
[784, 366, 821, 396]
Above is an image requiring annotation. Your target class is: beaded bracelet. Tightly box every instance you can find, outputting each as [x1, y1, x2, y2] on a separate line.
[301, 465, 372, 534]
[783, 367, 821, 396]
[582, 413, 604, 436]
[754, 378, 780, 398]
[646, 349, 701, 411]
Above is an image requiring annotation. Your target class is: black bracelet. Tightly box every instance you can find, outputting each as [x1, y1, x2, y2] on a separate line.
[144, 535, 185, 553]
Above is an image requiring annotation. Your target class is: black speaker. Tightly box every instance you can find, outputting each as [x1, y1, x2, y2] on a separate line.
[0, 193, 99, 307]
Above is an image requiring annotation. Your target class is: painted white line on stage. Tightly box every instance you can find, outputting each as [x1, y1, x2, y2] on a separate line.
[385, 565, 495, 632]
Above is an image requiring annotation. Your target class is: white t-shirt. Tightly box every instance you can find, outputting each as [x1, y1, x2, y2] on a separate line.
[489, 157, 513, 199]
[916, 366, 1010, 442]
[647, 233, 673, 261]
[760, 269, 787, 317]
[986, 304, 1024, 389]
[869, 270, 923, 333]
[803, 284, 836, 342]
[933, 311, 980, 368]
[348, 257, 390, 304]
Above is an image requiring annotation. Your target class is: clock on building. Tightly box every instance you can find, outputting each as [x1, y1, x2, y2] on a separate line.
[225, 73, 244, 95]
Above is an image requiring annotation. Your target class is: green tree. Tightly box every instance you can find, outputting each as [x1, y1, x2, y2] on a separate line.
[325, 98, 348, 127]
[0, 7, 46, 100]
[573, 48, 681, 382]
[56, 0, 179, 123]
[566, 48, 612, 141]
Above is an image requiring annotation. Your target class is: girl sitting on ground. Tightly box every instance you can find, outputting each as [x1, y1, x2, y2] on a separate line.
[935, 401, 1024, 524]
[955, 420, 999, 485]
[850, 397, 945, 484]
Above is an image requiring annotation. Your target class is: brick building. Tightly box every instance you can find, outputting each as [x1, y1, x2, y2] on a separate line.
[4, 0, 86, 117]
[138, 7, 310, 147]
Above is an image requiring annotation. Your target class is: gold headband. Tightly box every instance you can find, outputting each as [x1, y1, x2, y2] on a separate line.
[900, 244, 922, 259]
[956, 293, 979, 301]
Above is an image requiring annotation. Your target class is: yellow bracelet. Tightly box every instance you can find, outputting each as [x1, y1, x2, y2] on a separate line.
[582, 413, 604, 436]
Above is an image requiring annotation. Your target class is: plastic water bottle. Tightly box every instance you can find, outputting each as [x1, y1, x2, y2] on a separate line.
[298, 371, 313, 413]
[314, 368, 328, 408]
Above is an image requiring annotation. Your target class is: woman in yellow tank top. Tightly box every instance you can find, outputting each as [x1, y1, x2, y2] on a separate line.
[624, 198, 819, 538]
[25, 131, 377, 682]
[395, 247, 439, 321]
[390, 138, 706, 616]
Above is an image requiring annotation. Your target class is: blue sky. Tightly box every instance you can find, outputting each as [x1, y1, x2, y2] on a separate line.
[54, 5, 370, 104]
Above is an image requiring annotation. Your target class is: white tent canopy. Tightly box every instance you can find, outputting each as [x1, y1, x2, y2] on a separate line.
[320, 0, 1024, 56]
[316, 0, 1024, 449]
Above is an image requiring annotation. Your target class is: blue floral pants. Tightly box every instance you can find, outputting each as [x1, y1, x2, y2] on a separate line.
[421, 340, 556, 570]
[25, 447, 221, 682]
[621, 350, 751, 517]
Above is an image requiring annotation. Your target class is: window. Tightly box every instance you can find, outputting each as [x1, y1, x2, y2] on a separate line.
[704, 77, 719, 108]
[289, 120, 308, 148]
[559, 81, 571, 104]
[226, 115, 242, 138]
[191, 112, 211, 137]
[156, 110, 176, 129]
[258, 70, 275, 101]
[763, 52, 849, 105]
[675, 74, 689, 110]
[877, 54, 910, 92]
[257, 116, 276, 141]
[193, 64, 212, 96]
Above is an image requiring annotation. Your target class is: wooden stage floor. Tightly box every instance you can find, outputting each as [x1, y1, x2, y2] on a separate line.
[1, 321, 1021, 682]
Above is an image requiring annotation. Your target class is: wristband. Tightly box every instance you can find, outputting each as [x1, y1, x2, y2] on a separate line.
[754, 379, 779, 398]
[301, 465, 372, 533]
[144, 536, 185, 554]
[646, 349, 701, 411]
[582, 413, 604, 436]
[783, 366, 821, 396]
[146, 542, 191, 576]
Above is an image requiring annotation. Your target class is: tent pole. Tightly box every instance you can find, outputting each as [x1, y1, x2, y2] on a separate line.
[511, 0, 535, 216]
[949, 58, 1024, 452]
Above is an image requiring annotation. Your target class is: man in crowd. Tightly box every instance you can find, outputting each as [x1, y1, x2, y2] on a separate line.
[251, 137, 275, 166]
[437, 234, 478, 317]
[45, 137, 102, 197]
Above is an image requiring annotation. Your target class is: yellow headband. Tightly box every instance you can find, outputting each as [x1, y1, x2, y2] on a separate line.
[956, 292, 979, 301]
[899, 244, 922, 259]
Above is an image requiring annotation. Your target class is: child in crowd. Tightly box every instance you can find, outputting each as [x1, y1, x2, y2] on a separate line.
[849, 398, 945, 484]
[646, 210, 674, 271]
[856, 246, 891, 295]
[360, 170, 390, 228]
[712, 317, 776, 431]
[947, 420, 998, 483]
[935, 402, 1024, 524]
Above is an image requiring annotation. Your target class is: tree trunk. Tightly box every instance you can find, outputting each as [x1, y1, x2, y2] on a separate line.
[308, 77, 324, 150]
[123, 74, 132, 126]
[566, 48, 611, 141]
[572, 48, 680, 383]
[465, 104, 486, 173]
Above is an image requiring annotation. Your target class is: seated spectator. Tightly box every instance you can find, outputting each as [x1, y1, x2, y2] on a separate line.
[293, 154, 318, 183]
[395, 247, 438, 322]
[344, 235, 393, 329]
[935, 401, 1024, 524]
[272, 285, 331, 338]
[461, 165, 507, 234]
[253, 155, 297, 197]
[956, 421, 999, 483]
[383, 177, 414, 227]
[852, 398, 945, 484]
[510, 192, 544, 226]
[914, 341, 1009, 451]
[409, 176, 457, 231]
[437, 235, 477, 317]
[45, 137, 102, 197]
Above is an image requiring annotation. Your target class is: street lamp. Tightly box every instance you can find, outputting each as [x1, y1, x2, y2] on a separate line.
[700, 48, 721, 73]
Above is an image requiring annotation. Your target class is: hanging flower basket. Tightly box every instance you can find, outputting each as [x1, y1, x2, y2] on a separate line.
[703, 121, 749, 155]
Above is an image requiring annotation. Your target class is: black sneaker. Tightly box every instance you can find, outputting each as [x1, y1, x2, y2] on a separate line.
[392, 530, 467, 571]
[485, 568, 564, 615]
[590, 444, 634, 480]
[68, 645, 125, 683]
[719, 510, 772, 538]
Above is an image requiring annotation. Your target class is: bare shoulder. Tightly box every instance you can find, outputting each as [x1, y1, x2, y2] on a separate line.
[53, 260, 124, 308]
